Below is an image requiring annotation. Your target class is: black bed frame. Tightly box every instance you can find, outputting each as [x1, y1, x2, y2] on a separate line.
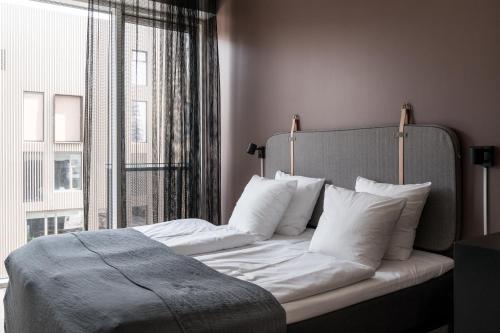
[287, 271, 453, 333]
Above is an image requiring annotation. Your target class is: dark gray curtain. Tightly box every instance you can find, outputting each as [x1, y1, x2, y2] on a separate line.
[84, 0, 220, 229]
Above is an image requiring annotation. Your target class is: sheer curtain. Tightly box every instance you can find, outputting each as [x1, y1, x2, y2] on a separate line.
[84, 0, 220, 229]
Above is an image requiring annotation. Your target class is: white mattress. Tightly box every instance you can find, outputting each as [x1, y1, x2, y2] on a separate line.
[139, 221, 454, 324]
[196, 228, 454, 324]
[283, 247, 454, 324]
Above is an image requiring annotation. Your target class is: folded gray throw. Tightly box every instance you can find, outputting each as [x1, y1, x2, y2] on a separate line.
[4, 228, 286, 333]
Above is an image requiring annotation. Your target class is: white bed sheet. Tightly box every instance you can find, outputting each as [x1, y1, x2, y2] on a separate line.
[138, 221, 453, 325]
[194, 229, 375, 304]
[135, 219, 258, 255]
[193, 227, 453, 324]
[283, 249, 454, 324]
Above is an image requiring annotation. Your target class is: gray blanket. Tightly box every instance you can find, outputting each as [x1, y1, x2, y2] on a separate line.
[4, 228, 286, 333]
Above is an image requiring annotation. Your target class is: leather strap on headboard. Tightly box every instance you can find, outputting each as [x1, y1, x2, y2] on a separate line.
[398, 104, 411, 185]
[289, 115, 300, 175]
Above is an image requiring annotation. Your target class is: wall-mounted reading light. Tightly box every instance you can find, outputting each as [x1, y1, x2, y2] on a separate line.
[247, 143, 266, 177]
[470, 146, 495, 235]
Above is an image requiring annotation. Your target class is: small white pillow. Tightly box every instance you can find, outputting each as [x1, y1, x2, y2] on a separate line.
[228, 175, 297, 239]
[274, 171, 325, 236]
[309, 185, 406, 269]
[355, 176, 431, 260]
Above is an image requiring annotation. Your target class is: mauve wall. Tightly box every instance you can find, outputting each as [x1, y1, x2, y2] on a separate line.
[216, 0, 500, 238]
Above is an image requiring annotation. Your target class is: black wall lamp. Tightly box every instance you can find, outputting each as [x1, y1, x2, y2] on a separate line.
[247, 143, 265, 177]
[470, 146, 495, 235]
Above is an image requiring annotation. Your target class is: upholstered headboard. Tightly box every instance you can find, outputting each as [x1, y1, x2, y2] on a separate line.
[265, 125, 461, 253]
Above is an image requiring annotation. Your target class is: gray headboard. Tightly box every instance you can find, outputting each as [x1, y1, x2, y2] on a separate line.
[265, 125, 461, 253]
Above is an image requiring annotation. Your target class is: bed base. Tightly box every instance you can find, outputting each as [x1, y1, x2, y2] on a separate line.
[287, 270, 453, 333]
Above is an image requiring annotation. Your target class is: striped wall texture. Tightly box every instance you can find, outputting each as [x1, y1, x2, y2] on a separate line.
[0, 1, 166, 278]
[0, 1, 109, 278]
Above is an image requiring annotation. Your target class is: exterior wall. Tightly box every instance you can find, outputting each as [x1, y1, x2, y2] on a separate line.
[0, 1, 107, 278]
[0, 1, 200, 278]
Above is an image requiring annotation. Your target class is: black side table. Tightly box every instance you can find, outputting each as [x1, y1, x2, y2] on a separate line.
[454, 232, 500, 333]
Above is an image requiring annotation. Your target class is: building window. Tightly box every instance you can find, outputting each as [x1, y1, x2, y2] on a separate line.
[54, 95, 82, 142]
[23, 152, 43, 202]
[54, 152, 81, 191]
[47, 217, 56, 235]
[26, 216, 45, 241]
[131, 100, 147, 143]
[98, 209, 108, 229]
[131, 205, 147, 226]
[23, 92, 44, 141]
[56, 210, 83, 234]
[26, 210, 83, 241]
[131, 50, 147, 86]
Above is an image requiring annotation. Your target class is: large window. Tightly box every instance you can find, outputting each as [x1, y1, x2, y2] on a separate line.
[54, 95, 82, 142]
[131, 100, 147, 143]
[23, 92, 44, 142]
[131, 50, 147, 86]
[26, 210, 84, 241]
[54, 152, 82, 191]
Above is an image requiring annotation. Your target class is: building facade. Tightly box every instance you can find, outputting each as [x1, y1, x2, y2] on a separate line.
[0, 0, 183, 279]
[0, 1, 112, 279]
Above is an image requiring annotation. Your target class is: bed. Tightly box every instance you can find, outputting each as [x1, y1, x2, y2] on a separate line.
[137, 219, 455, 332]
[198, 228, 453, 331]
[4, 124, 461, 333]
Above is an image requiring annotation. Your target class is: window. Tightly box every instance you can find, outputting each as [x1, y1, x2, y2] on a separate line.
[54, 95, 82, 142]
[47, 217, 56, 235]
[26, 217, 45, 241]
[56, 210, 83, 233]
[131, 205, 147, 226]
[98, 209, 107, 229]
[26, 210, 83, 241]
[131, 50, 147, 86]
[131, 100, 147, 143]
[23, 152, 43, 202]
[54, 152, 81, 191]
[23, 92, 44, 141]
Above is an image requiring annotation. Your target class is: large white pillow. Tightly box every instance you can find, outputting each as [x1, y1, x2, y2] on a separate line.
[355, 176, 432, 260]
[274, 171, 325, 236]
[309, 185, 406, 269]
[228, 175, 297, 239]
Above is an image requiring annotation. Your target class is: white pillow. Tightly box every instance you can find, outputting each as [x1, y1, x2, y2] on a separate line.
[309, 185, 406, 269]
[355, 176, 432, 260]
[228, 175, 297, 239]
[274, 171, 325, 236]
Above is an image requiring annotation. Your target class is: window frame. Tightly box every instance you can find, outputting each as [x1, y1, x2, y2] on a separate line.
[53, 151, 82, 192]
[23, 91, 45, 142]
[131, 49, 148, 86]
[53, 94, 83, 143]
[26, 209, 84, 241]
[131, 99, 148, 143]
